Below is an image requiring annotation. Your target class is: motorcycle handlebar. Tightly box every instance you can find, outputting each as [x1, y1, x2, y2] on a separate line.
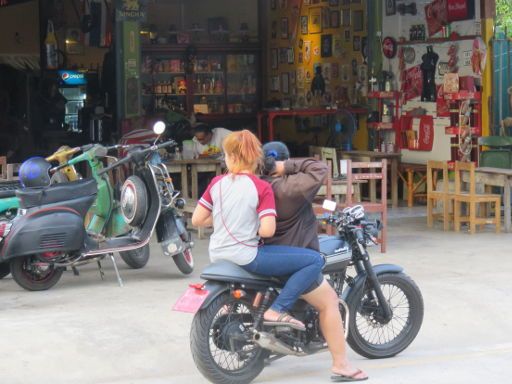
[97, 140, 176, 175]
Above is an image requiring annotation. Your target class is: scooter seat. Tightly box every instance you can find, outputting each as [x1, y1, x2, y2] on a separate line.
[201, 260, 284, 286]
[16, 178, 98, 209]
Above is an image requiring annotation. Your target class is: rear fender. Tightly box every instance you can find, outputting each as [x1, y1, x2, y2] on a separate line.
[341, 264, 403, 303]
[200, 280, 230, 310]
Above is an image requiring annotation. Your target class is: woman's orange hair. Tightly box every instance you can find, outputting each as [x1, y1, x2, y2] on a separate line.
[223, 130, 263, 173]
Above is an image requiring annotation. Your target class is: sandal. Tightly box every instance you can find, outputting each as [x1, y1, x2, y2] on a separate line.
[331, 369, 368, 382]
[263, 312, 306, 331]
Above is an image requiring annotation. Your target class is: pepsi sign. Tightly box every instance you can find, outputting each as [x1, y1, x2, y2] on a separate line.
[58, 70, 86, 86]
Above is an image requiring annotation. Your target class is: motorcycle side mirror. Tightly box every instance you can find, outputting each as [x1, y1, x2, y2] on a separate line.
[322, 199, 337, 212]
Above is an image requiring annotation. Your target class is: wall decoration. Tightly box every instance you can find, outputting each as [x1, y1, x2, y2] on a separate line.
[281, 17, 289, 39]
[279, 0, 287, 9]
[344, 29, 350, 41]
[271, 48, 278, 69]
[332, 63, 339, 79]
[385, 0, 396, 16]
[353, 35, 361, 51]
[313, 45, 320, 56]
[303, 0, 310, 4]
[271, 21, 277, 39]
[322, 63, 331, 83]
[321, 34, 333, 57]
[352, 10, 363, 32]
[329, 0, 339, 5]
[298, 52, 304, 63]
[361, 36, 368, 64]
[322, 7, 330, 30]
[297, 67, 305, 88]
[300, 15, 308, 34]
[299, 39, 304, 49]
[341, 64, 349, 82]
[333, 34, 343, 57]
[281, 72, 290, 94]
[308, 7, 322, 33]
[271, 0, 277, 10]
[402, 65, 422, 101]
[382, 36, 397, 59]
[271, 76, 280, 92]
[287, 47, 295, 64]
[304, 40, 312, 63]
[330, 10, 340, 28]
[306, 70, 312, 82]
[341, 9, 350, 26]
[279, 47, 288, 63]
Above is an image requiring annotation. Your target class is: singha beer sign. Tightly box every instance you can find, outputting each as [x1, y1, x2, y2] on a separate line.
[116, 0, 147, 21]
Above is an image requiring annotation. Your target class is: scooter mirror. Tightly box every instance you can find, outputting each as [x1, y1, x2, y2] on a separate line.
[153, 121, 166, 135]
[322, 199, 337, 212]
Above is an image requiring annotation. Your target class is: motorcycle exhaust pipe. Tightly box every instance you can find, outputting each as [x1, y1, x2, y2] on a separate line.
[253, 331, 306, 357]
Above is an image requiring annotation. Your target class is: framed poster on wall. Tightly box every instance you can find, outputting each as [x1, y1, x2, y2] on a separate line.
[309, 7, 322, 33]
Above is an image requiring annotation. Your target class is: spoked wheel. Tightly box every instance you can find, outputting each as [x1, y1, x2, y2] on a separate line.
[346, 272, 424, 359]
[10, 256, 64, 291]
[119, 244, 150, 269]
[190, 293, 265, 384]
[0, 261, 10, 279]
[173, 248, 194, 275]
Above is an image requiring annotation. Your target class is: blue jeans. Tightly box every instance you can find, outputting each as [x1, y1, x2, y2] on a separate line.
[242, 245, 324, 313]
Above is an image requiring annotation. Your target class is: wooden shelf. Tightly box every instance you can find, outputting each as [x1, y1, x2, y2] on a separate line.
[444, 91, 481, 100]
[368, 91, 400, 99]
[142, 43, 261, 53]
[445, 126, 481, 135]
[143, 72, 185, 75]
[368, 122, 397, 130]
[143, 93, 186, 97]
[397, 35, 479, 46]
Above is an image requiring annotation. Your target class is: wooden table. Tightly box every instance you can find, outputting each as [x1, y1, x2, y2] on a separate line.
[166, 159, 223, 201]
[257, 107, 368, 142]
[398, 162, 427, 208]
[463, 167, 512, 232]
[339, 151, 401, 208]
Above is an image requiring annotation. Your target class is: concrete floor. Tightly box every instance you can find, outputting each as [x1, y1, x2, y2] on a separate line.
[1, 210, 512, 384]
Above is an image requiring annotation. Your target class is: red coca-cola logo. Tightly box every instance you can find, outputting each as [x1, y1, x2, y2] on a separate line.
[382, 37, 397, 59]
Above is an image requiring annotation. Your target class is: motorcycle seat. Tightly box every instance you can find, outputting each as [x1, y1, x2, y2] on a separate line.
[201, 260, 284, 286]
[0, 182, 21, 198]
[16, 178, 98, 209]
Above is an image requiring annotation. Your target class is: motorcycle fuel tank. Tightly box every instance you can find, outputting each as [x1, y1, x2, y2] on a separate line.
[319, 235, 352, 272]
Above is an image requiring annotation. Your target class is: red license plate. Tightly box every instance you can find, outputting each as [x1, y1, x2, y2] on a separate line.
[173, 285, 210, 313]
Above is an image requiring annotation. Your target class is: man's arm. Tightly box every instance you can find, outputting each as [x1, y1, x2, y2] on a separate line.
[273, 158, 328, 203]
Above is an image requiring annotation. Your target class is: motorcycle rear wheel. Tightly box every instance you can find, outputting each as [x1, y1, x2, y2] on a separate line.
[172, 248, 194, 275]
[10, 256, 64, 291]
[0, 261, 10, 279]
[119, 244, 150, 269]
[346, 272, 424, 359]
[190, 292, 265, 384]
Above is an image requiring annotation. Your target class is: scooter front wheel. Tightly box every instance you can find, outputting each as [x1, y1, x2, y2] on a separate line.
[119, 244, 150, 269]
[10, 256, 64, 291]
[172, 248, 194, 275]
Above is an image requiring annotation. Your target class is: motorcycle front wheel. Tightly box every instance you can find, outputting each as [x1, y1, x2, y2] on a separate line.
[346, 272, 424, 359]
[172, 248, 194, 275]
[10, 256, 64, 291]
[119, 244, 150, 269]
[190, 292, 265, 384]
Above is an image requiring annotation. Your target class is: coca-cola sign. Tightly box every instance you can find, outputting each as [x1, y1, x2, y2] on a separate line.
[447, 0, 474, 22]
[425, 0, 448, 36]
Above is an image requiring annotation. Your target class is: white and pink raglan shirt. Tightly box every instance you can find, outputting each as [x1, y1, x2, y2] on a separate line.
[198, 174, 277, 265]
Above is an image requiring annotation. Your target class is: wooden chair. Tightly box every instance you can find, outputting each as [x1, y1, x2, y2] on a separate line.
[427, 160, 453, 231]
[309, 146, 339, 178]
[343, 159, 388, 253]
[453, 161, 501, 234]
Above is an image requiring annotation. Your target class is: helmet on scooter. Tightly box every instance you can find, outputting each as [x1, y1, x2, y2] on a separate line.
[262, 141, 290, 161]
[19, 157, 52, 188]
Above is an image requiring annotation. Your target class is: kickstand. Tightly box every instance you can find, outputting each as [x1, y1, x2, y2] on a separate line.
[97, 260, 105, 280]
[109, 253, 124, 287]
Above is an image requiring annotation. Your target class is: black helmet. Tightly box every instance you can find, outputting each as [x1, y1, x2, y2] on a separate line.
[19, 157, 52, 188]
[262, 141, 290, 161]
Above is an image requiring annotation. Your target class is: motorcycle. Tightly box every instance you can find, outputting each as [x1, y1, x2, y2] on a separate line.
[174, 203, 424, 384]
[0, 123, 194, 291]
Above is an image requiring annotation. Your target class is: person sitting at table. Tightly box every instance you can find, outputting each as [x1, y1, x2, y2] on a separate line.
[192, 123, 231, 159]
[261, 141, 368, 382]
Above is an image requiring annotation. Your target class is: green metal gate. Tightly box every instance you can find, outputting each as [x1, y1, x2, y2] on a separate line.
[492, 30, 512, 135]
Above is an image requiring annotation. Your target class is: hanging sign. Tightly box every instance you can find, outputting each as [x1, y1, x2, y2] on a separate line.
[116, 0, 147, 21]
[418, 115, 434, 151]
[382, 37, 397, 59]
[402, 65, 423, 102]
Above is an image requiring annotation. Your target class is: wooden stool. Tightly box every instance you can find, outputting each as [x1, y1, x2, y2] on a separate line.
[453, 161, 501, 234]
[427, 160, 453, 231]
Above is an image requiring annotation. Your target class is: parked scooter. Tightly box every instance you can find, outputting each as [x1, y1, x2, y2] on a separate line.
[0, 123, 194, 291]
[175, 203, 423, 384]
